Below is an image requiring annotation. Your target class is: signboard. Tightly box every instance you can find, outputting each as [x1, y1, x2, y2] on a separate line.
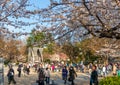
[0, 58, 4, 85]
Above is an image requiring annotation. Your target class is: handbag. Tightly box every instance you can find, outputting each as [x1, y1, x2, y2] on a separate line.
[68, 77, 72, 81]
[36, 80, 42, 83]
[36, 80, 39, 83]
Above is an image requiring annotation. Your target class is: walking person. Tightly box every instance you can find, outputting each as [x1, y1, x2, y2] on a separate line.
[82, 64, 85, 73]
[102, 65, 106, 77]
[90, 65, 98, 85]
[51, 64, 55, 72]
[44, 67, 50, 85]
[62, 66, 68, 84]
[113, 64, 117, 76]
[117, 65, 120, 77]
[68, 66, 77, 85]
[7, 66, 16, 85]
[34, 64, 38, 72]
[17, 65, 22, 77]
[23, 64, 27, 76]
[27, 64, 30, 75]
[89, 63, 92, 74]
[38, 64, 44, 73]
[37, 69, 45, 85]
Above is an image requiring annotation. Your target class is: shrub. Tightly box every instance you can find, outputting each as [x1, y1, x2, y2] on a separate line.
[4, 59, 10, 66]
[99, 76, 120, 85]
[44, 59, 51, 64]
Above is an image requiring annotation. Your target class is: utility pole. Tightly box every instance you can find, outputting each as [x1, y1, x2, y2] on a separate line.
[0, 58, 4, 85]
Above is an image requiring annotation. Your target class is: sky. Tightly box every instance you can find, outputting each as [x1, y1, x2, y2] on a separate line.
[7, 0, 50, 40]
[29, 0, 50, 9]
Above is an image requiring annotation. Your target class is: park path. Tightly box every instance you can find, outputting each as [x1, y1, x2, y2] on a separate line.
[4, 66, 90, 85]
[4, 66, 37, 85]
[51, 72, 89, 85]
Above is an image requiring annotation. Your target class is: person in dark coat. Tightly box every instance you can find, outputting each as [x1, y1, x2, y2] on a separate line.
[69, 66, 77, 85]
[17, 65, 22, 77]
[38, 69, 45, 85]
[90, 65, 98, 85]
[26, 64, 30, 75]
[62, 66, 68, 84]
[7, 66, 16, 84]
[37, 64, 44, 73]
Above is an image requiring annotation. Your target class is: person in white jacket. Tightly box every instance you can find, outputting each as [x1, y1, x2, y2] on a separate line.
[44, 67, 50, 85]
[102, 65, 106, 77]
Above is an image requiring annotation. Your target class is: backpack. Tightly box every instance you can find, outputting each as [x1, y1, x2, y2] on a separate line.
[17, 67, 21, 71]
[8, 69, 14, 77]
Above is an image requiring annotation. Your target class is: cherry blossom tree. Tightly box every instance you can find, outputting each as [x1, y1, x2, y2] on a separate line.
[1, 0, 120, 41]
[25, 0, 119, 42]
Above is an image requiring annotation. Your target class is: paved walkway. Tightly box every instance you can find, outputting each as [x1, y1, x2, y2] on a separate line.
[51, 72, 90, 85]
[4, 66, 90, 85]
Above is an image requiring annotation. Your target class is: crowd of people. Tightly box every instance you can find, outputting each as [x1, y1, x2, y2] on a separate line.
[7, 63, 31, 85]
[36, 64, 78, 85]
[6, 62, 120, 85]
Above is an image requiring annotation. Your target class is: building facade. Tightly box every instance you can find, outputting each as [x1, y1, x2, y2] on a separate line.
[28, 47, 43, 64]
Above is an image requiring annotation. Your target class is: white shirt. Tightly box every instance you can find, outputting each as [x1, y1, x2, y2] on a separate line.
[103, 67, 106, 72]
